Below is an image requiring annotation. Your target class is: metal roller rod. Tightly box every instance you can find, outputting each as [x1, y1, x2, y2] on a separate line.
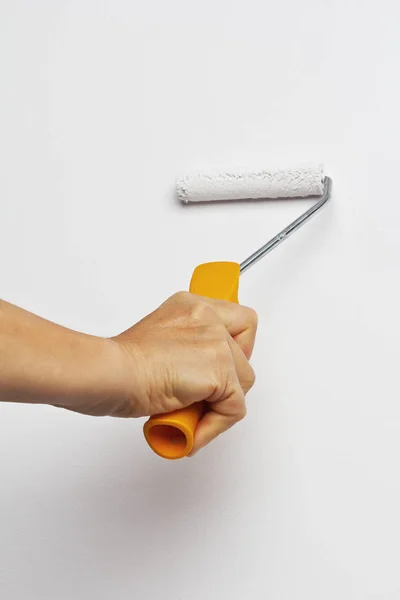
[239, 177, 332, 274]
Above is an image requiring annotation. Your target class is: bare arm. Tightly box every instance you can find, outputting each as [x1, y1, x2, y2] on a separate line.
[0, 294, 257, 454]
[0, 299, 125, 408]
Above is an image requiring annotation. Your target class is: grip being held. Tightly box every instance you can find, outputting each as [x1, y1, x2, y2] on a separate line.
[143, 262, 241, 459]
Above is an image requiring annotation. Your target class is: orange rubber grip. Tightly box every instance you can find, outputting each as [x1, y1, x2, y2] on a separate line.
[143, 261, 240, 459]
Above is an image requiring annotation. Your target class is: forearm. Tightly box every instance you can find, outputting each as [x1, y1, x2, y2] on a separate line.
[0, 299, 123, 409]
[0, 293, 257, 454]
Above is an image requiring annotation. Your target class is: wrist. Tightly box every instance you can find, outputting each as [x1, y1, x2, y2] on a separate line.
[0, 299, 141, 417]
[54, 334, 138, 417]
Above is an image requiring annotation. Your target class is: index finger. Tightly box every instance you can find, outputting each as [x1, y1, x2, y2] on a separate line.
[204, 297, 258, 360]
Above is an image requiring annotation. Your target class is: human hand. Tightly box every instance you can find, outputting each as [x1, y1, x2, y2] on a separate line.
[1, 294, 257, 455]
[110, 292, 257, 454]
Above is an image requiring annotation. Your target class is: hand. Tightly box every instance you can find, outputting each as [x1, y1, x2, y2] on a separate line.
[0, 294, 257, 456]
[110, 292, 257, 454]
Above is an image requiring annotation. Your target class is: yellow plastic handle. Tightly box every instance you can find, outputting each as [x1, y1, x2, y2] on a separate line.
[143, 261, 240, 459]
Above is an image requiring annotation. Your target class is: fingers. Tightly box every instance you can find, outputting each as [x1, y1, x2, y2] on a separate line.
[190, 364, 246, 455]
[163, 292, 257, 359]
[202, 296, 258, 359]
[130, 291, 258, 456]
[226, 334, 256, 394]
[185, 296, 257, 455]
[190, 333, 256, 456]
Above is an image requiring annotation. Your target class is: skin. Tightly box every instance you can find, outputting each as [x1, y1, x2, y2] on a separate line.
[0, 293, 257, 455]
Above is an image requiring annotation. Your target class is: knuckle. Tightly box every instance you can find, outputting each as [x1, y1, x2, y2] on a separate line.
[237, 403, 247, 421]
[190, 299, 215, 324]
[230, 386, 247, 421]
[168, 293, 218, 328]
[241, 366, 256, 393]
[214, 322, 228, 340]
[170, 291, 191, 304]
[246, 307, 258, 328]
[206, 377, 221, 398]
[248, 366, 256, 387]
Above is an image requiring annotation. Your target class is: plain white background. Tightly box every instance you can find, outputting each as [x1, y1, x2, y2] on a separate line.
[1, 1, 400, 598]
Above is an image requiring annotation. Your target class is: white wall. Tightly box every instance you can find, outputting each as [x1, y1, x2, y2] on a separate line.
[1, 1, 400, 598]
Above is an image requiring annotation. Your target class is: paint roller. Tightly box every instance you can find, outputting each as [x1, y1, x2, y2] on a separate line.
[143, 166, 332, 459]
